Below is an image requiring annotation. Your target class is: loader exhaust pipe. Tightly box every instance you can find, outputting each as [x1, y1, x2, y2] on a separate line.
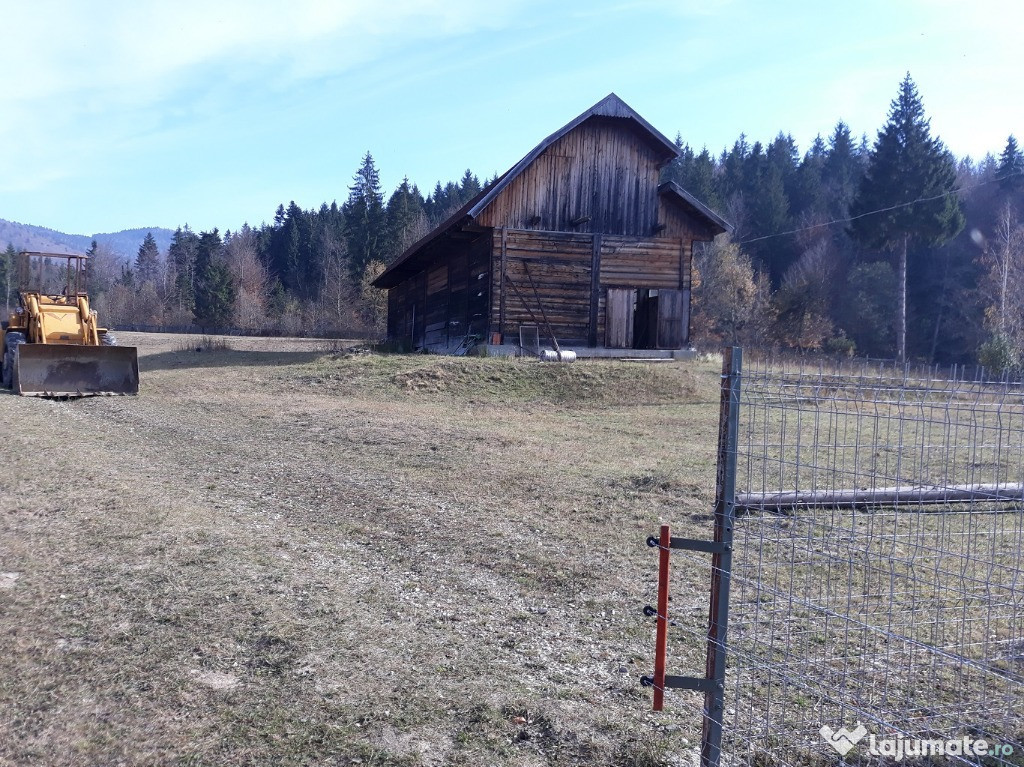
[14, 344, 139, 397]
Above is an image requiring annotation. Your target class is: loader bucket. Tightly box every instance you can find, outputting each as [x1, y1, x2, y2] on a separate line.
[14, 344, 139, 397]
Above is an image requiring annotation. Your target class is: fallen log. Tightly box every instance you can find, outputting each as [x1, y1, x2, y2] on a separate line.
[735, 483, 1024, 512]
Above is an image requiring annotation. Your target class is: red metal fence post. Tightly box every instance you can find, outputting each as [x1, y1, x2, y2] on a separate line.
[653, 523, 671, 711]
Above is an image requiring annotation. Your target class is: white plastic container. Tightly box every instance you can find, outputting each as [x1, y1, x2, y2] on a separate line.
[540, 349, 577, 362]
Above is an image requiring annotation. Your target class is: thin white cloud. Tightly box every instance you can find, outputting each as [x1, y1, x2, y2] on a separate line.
[3, 0, 521, 104]
[0, 0, 527, 191]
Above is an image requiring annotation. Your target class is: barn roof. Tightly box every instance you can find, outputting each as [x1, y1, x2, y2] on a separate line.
[373, 94, 725, 289]
[658, 181, 732, 235]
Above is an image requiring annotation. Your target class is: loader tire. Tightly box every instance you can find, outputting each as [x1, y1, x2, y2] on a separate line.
[99, 332, 117, 346]
[3, 332, 25, 389]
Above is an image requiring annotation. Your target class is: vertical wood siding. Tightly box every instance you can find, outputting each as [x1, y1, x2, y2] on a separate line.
[605, 288, 636, 348]
[386, 234, 491, 350]
[475, 119, 665, 236]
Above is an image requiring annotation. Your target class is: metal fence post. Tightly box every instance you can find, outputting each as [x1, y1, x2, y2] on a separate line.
[652, 523, 671, 711]
[701, 346, 742, 767]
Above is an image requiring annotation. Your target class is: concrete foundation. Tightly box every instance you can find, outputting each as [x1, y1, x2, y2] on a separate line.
[475, 344, 697, 360]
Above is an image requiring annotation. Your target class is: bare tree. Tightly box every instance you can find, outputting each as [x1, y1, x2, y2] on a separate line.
[87, 242, 122, 297]
[88, 242, 146, 327]
[318, 230, 357, 332]
[225, 227, 270, 330]
[360, 260, 388, 335]
[278, 297, 304, 337]
[773, 239, 836, 352]
[723, 194, 749, 243]
[980, 203, 1024, 353]
[693, 237, 773, 347]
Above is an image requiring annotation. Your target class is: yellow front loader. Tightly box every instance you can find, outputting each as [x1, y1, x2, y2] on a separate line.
[2, 251, 138, 397]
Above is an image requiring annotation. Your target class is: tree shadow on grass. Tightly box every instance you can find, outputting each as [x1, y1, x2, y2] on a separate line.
[139, 349, 329, 372]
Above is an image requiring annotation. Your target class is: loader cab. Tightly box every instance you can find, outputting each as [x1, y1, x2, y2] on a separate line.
[15, 251, 90, 304]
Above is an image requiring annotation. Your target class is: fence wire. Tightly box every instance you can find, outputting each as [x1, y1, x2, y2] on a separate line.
[723, 356, 1024, 765]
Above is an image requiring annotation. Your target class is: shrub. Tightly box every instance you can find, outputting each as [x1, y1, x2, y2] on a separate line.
[977, 333, 1019, 376]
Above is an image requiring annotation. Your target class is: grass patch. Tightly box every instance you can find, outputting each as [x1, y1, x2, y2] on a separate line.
[174, 335, 233, 353]
[289, 353, 714, 405]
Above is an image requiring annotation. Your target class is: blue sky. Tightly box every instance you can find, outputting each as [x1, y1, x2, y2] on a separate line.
[1, 0, 1021, 236]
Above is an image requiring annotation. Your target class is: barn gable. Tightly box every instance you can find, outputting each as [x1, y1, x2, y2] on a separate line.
[374, 94, 730, 354]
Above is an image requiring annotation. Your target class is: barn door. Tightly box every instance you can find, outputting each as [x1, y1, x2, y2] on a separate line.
[606, 288, 635, 348]
[656, 289, 685, 349]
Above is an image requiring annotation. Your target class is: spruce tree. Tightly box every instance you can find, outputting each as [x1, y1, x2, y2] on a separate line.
[193, 229, 235, 329]
[767, 132, 800, 203]
[385, 178, 427, 260]
[425, 181, 447, 225]
[823, 122, 863, 220]
[169, 226, 200, 312]
[849, 74, 964, 362]
[720, 135, 750, 200]
[744, 141, 792, 283]
[459, 169, 481, 201]
[282, 201, 308, 295]
[135, 232, 161, 285]
[665, 145, 720, 210]
[195, 260, 234, 329]
[84, 240, 99, 294]
[791, 136, 827, 219]
[997, 135, 1023, 196]
[2, 243, 17, 315]
[343, 152, 386, 279]
[687, 149, 721, 209]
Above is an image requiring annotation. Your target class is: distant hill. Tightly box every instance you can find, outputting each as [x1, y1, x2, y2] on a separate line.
[0, 219, 175, 260]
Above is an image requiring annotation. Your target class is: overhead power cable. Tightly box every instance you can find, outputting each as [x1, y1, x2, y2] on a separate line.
[734, 168, 1024, 246]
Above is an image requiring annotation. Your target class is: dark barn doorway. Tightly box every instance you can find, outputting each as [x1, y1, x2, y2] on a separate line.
[606, 288, 686, 349]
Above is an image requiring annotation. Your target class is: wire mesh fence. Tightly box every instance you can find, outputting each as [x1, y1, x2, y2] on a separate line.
[722, 353, 1024, 765]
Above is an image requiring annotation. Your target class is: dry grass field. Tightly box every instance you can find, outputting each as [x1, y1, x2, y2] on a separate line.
[0, 333, 725, 767]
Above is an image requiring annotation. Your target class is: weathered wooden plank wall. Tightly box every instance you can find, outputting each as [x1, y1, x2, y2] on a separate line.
[490, 228, 689, 347]
[599, 237, 682, 288]
[424, 262, 449, 348]
[385, 234, 490, 349]
[659, 199, 717, 293]
[656, 289, 685, 348]
[605, 288, 635, 348]
[386, 288, 400, 339]
[387, 271, 421, 344]
[475, 119, 665, 236]
[491, 229, 593, 345]
[466, 236, 490, 339]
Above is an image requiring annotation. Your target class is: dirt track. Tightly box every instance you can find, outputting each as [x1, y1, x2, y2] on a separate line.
[0, 333, 721, 766]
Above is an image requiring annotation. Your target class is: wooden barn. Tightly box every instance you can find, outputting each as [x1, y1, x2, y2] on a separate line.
[372, 93, 730, 355]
